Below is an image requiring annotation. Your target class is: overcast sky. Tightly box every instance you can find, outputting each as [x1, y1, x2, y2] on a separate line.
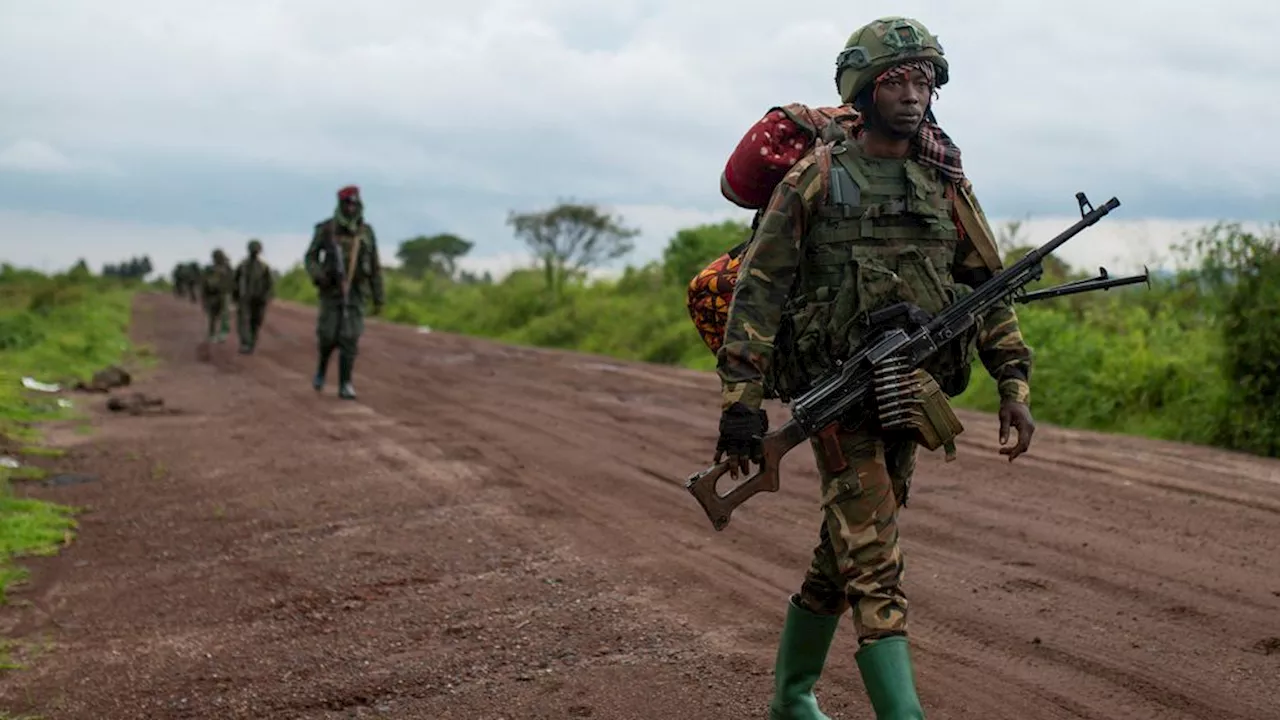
[2, 0, 1277, 279]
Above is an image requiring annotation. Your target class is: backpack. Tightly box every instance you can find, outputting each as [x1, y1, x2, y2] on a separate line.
[687, 104, 854, 354]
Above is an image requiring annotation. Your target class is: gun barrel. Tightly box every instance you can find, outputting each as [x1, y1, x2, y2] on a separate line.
[1015, 270, 1150, 303]
[930, 194, 1121, 332]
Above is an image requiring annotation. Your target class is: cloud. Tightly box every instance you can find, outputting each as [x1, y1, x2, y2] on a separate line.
[0, 0, 1277, 274]
[0, 140, 77, 173]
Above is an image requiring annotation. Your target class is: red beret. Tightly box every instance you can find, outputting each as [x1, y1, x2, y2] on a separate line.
[337, 185, 360, 200]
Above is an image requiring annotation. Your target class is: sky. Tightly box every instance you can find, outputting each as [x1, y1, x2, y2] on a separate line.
[1, 0, 1277, 280]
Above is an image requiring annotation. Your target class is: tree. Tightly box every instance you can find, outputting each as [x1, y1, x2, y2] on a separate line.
[661, 219, 752, 287]
[507, 201, 639, 294]
[457, 269, 493, 285]
[395, 233, 474, 278]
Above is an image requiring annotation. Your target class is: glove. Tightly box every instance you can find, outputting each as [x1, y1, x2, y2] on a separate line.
[715, 402, 768, 477]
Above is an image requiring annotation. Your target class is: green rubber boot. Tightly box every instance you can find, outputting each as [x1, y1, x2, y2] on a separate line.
[855, 636, 925, 719]
[337, 353, 357, 400]
[768, 596, 841, 720]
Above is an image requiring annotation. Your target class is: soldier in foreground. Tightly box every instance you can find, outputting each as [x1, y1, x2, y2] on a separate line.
[233, 239, 275, 354]
[201, 249, 235, 344]
[304, 185, 384, 399]
[713, 17, 1036, 719]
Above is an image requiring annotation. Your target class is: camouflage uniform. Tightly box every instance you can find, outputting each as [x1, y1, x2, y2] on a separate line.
[172, 264, 186, 298]
[185, 262, 200, 302]
[716, 18, 1033, 720]
[201, 249, 235, 343]
[233, 239, 274, 354]
[304, 185, 384, 399]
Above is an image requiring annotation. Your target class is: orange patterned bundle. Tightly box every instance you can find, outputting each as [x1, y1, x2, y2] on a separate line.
[687, 243, 747, 354]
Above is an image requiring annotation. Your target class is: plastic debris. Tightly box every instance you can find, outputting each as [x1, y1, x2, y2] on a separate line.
[21, 377, 61, 392]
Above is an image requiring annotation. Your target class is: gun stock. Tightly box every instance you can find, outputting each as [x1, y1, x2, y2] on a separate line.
[685, 419, 810, 530]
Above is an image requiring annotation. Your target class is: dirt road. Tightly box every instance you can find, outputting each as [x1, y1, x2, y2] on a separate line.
[1, 293, 1278, 719]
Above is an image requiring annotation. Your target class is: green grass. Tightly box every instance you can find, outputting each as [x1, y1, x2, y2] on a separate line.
[0, 265, 136, 601]
[0, 490, 77, 604]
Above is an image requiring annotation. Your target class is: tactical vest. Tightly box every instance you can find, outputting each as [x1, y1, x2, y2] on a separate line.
[328, 222, 373, 286]
[239, 258, 272, 300]
[203, 264, 234, 297]
[769, 140, 978, 402]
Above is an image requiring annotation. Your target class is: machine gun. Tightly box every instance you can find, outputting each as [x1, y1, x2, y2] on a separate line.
[685, 192, 1147, 531]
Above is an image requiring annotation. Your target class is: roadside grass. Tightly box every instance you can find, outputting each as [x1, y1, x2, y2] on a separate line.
[0, 267, 138, 604]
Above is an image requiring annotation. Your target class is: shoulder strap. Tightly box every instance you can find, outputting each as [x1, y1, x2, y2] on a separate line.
[951, 183, 1004, 272]
[343, 226, 364, 295]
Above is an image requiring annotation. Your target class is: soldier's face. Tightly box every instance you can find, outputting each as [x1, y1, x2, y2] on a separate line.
[873, 68, 931, 137]
[340, 197, 361, 216]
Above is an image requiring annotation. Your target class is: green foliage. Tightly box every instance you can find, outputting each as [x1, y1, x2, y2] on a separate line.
[395, 233, 475, 279]
[1194, 223, 1280, 455]
[0, 267, 127, 601]
[273, 215, 1280, 458]
[662, 220, 752, 287]
[101, 255, 153, 279]
[507, 201, 640, 295]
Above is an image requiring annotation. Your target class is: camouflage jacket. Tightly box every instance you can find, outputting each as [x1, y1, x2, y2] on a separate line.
[233, 257, 274, 303]
[201, 262, 235, 299]
[716, 140, 1032, 411]
[304, 218, 384, 307]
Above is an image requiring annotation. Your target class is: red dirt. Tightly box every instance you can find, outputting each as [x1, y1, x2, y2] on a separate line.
[1, 293, 1278, 719]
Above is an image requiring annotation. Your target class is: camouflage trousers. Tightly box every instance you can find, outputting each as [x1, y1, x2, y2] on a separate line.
[237, 299, 269, 350]
[203, 297, 230, 340]
[316, 298, 364, 356]
[796, 424, 918, 644]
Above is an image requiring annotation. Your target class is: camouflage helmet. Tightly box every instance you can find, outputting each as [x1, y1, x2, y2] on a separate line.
[835, 17, 949, 105]
[247, 239, 262, 253]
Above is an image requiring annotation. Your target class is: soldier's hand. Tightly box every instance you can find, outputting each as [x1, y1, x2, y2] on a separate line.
[715, 402, 768, 479]
[997, 401, 1035, 462]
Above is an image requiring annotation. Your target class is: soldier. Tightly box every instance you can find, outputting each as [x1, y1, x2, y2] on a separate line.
[233, 239, 275, 354]
[304, 185, 384, 399]
[185, 262, 201, 303]
[201, 249, 235, 344]
[713, 17, 1037, 719]
[171, 263, 186, 298]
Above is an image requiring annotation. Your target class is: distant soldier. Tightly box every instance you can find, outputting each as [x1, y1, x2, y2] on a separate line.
[233, 239, 275, 354]
[304, 184, 384, 399]
[201, 249, 235, 344]
[171, 264, 186, 298]
[183, 262, 200, 303]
